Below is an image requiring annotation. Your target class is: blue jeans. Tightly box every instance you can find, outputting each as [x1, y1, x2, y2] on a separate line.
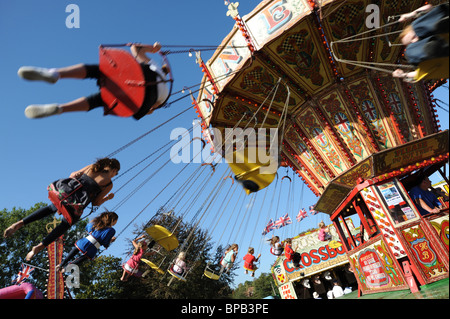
[406, 4, 449, 65]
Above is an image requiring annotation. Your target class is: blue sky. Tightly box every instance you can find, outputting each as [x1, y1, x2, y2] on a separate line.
[1, 0, 448, 290]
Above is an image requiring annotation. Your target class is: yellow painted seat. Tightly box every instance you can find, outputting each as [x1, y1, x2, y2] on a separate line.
[243, 265, 257, 272]
[328, 240, 343, 249]
[168, 268, 187, 282]
[226, 147, 277, 195]
[415, 56, 449, 81]
[141, 258, 164, 275]
[203, 269, 221, 280]
[413, 33, 449, 81]
[145, 225, 179, 251]
[244, 259, 260, 273]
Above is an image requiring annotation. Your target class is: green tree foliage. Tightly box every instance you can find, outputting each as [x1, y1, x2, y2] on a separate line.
[1, 205, 238, 299]
[73, 255, 125, 299]
[232, 273, 280, 299]
[233, 280, 253, 299]
[116, 211, 235, 298]
[253, 273, 278, 298]
[0, 204, 88, 293]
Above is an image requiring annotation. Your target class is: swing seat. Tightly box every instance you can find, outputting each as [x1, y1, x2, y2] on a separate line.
[243, 265, 257, 272]
[145, 225, 179, 251]
[203, 262, 222, 280]
[168, 267, 187, 281]
[328, 240, 343, 249]
[415, 56, 449, 81]
[225, 147, 277, 195]
[141, 258, 165, 275]
[99, 47, 146, 117]
[48, 186, 74, 225]
[203, 269, 221, 280]
[270, 246, 284, 256]
[47, 181, 83, 226]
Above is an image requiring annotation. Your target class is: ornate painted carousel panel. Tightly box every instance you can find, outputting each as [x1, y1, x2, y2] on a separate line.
[194, 0, 449, 297]
[195, 0, 446, 195]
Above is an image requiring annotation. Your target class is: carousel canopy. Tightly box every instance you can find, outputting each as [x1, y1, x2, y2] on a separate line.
[194, 0, 447, 211]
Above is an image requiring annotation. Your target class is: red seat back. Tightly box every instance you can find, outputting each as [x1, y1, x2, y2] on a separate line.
[99, 47, 146, 117]
[48, 187, 74, 225]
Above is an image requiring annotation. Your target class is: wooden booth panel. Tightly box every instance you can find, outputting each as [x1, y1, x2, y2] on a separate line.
[399, 222, 449, 284]
[348, 235, 409, 295]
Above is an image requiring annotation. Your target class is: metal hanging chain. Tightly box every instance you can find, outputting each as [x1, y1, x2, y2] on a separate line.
[329, 4, 449, 73]
[160, 45, 249, 55]
[100, 42, 249, 55]
[250, 186, 269, 247]
[105, 104, 193, 158]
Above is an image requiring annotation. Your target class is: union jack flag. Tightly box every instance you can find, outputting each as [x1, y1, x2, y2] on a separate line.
[275, 213, 292, 229]
[273, 219, 282, 229]
[296, 209, 308, 222]
[309, 205, 318, 215]
[14, 263, 35, 284]
[262, 219, 275, 235]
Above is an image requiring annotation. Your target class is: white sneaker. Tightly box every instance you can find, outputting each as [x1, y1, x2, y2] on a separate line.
[25, 104, 60, 119]
[18, 66, 59, 84]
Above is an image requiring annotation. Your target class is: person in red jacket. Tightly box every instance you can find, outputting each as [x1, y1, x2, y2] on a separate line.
[243, 247, 261, 277]
[284, 238, 301, 269]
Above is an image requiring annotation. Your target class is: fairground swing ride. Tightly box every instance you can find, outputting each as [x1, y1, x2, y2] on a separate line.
[192, 0, 449, 298]
[11, 0, 448, 299]
[5, 41, 246, 297]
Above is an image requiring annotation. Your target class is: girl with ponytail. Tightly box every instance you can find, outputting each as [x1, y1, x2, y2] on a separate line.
[56, 211, 118, 271]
